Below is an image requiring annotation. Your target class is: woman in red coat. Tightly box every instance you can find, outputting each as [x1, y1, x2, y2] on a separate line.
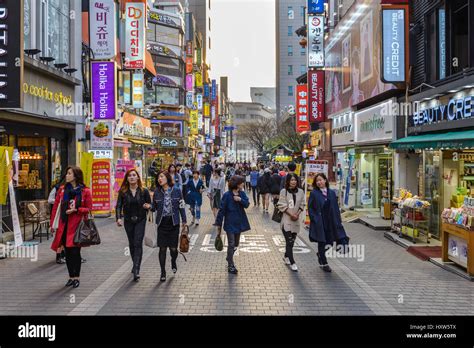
[50, 166, 92, 288]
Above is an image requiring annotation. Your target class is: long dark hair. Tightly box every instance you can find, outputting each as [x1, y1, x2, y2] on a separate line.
[155, 170, 174, 189]
[65, 166, 85, 187]
[313, 173, 329, 190]
[285, 173, 299, 191]
[120, 169, 143, 193]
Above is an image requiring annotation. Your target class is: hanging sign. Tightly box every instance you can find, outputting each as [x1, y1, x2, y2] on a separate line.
[381, 7, 407, 83]
[91, 61, 116, 120]
[308, 70, 325, 122]
[89, 0, 117, 60]
[132, 73, 144, 109]
[308, 16, 325, 68]
[124, 1, 146, 69]
[296, 85, 310, 132]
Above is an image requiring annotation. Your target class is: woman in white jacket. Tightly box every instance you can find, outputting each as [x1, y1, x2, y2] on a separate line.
[208, 168, 226, 218]
[277, 173, 305, 271]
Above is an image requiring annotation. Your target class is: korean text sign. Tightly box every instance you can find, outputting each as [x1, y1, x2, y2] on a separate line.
[91, 62, 116, 120]
[296, 85, 310, 132]
[125, 2, 146, 69]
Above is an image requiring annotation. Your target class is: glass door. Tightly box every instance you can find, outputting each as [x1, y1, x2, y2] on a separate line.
[424, 150, 441, 239]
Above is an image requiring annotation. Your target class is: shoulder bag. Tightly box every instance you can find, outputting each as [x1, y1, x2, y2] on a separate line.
[74, 212, 101, 246]
[179, 224, 190, 253]
[272, 190, 286, 223]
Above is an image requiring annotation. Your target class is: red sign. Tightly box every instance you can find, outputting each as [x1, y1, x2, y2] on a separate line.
[296, 85, 310, 133]
[186, 57, 193, 74]
[308, 70, 325, 123]
[92, 159, 111, 213]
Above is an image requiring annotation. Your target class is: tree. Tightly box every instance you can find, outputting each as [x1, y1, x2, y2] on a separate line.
[274, 117, 307, 153]
[237, 118, 277, 154]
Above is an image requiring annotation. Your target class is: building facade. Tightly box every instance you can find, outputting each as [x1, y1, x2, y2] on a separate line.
[276, 0, 307, 124]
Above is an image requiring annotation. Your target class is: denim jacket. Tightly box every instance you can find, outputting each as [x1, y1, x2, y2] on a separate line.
[152, 186, 187, 226]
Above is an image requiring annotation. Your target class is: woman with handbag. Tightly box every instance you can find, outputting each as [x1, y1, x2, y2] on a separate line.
[152, 171, 187, 282]
[308, 173, 350, 273]
[207, 168, 226, 218]
[214, 175, 250, 274]
[277, 173, 305, 272]
[116, 169, 152, 282]
[50, 166, 92, 288]
[186, 170, 205, 226]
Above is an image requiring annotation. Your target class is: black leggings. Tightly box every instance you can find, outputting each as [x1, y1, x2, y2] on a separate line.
[282, 229, 297, 264]
[251, 186, 259, 205]
[65, 247, 81, 278]
[159, 247, 178, 273]
[124, 219, 146, 273]
[318, 242, 328, 265]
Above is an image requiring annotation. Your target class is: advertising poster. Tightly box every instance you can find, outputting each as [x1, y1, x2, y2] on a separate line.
[124, 2, 146, 69]
[91, 62, 116, 119]
[0, 147, 13, 205]
[113, 159, 135, 207]
[92, 159, 112, 213]
[80, 152, 94, 188]
[342, 34, 352, 93]
[91, 121, 113, 149]
[132, 73, 144, 109]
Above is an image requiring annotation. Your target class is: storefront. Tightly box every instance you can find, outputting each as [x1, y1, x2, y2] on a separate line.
[391, 88, 474, 242]
[353, 100, 396, 215]
[331, 110, 355, 209]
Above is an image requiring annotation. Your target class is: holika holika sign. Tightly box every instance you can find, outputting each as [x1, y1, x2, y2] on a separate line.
[413, 95, 474, 126]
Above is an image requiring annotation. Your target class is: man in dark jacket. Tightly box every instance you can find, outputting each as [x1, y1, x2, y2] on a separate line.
[203, 160, 213, 188]
[270, 169, 282, 205]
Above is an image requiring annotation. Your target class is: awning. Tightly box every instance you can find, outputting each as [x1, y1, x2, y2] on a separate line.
[390, 130, 474, 150]
[145, 51, 157, 76]
[128, 138, 153, 146]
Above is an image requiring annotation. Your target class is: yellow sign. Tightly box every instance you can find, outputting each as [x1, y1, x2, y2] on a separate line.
[195, 72, 203, 87]
[23, 82, 73, 105]
[295, 163, 302, 176]
[80, 152, 94, 188]
[190, 110, 199, 135]
[311, 130, 323, 148]
[0, 147, 13, 205]
[204, 103, 210, 117]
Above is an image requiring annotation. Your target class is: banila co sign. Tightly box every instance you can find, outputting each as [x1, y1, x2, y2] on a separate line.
[382, 8, 406, 83]
[0, 0, 24, 108]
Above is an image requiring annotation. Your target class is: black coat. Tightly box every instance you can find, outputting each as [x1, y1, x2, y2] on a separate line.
[115, 187, 151, 222]
[270, 174, 282, 194]
[258, 173, 272, 194]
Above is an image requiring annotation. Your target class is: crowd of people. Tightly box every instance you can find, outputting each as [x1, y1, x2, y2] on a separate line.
[48, 159, 349, 288]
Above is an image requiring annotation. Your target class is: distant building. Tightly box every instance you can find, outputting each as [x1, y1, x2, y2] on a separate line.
[250, 87, 276, 112]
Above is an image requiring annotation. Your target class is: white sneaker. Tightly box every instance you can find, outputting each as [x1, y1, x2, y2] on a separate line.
[283, 257, 291, 265]
[290, 263, 298, 272]
[195, 219, 200, 226]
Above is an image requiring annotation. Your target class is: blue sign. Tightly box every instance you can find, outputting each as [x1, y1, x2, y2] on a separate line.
[204, 83, 210, 98]
[382, 9, 406, 83]
[224, 126, 235, 131]
[211, 80, 217, 101]
[439, 9, 446, 79]
[308, 0, 324, 14]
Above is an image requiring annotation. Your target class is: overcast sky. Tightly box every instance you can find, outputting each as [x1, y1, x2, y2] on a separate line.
[210, 0, 276, 102]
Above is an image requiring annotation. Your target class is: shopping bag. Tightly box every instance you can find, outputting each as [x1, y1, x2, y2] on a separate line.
[73, 213, 101, 246]
[144, 211, 157, 248]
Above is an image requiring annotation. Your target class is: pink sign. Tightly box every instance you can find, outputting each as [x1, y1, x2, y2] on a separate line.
[186, 74, 194, 91]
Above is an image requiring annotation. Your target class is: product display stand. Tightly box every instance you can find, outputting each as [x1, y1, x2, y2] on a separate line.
[441, 222, 474, 276]
[399, 205, 431, 244]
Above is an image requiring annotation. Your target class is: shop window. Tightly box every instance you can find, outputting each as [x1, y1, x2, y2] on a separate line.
[450, 0, 469, 75]
[288, 65, 293, 75]
[17, 137, 48, 201]
[288, 45, 293, 56]
[288, 86, 294, 96]
[288, 26, 293, 36]
[47, 0, 70, 65]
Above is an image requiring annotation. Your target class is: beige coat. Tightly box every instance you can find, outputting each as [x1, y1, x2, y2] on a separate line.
[277, 188, 305, 233]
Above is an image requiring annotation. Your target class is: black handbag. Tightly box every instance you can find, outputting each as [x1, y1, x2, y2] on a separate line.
[271, 190, 286, 223]
[74, 213, 101, 246]
[214, 233, 223, 251]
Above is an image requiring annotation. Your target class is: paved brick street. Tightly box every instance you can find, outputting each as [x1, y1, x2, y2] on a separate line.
[1, 200, 473, 316]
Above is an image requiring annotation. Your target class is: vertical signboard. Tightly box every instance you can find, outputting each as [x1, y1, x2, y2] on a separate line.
[308, 0, 325, 14]
[132, 73, 144, 109]
[186, 74, 194, 91]
[0, 0, 24, 109]
[91, 121, 114, 149]
[190, 109, 199, 135]
[308, 70, 325, 123]
[211, 80, 217, 101]
[204, 83, 210, 98]
[186, 41, 193, 56]
[204, 102, 210, 117]
[92, 159, 111, 214]
[308, 16, 325, 68]
[186, 57, 193, 74]
[198, 113, 203, 130]
[204, 117, 210, 136]
[196, 94, 203, 110]
[123, 72, 131, 104]
[186, 91, 194, 108]
[195, 73, 203, 87]
[89, 0, 117, 60]
[124, 1, 146, 69]
[381, 8, 406, 83]
[296, 85, 310, 133]
[439, 9, 446, 79]
[91, 62, 116, 119]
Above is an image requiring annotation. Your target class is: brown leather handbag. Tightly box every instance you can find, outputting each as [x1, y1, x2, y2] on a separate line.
[179, 224, 190, 253]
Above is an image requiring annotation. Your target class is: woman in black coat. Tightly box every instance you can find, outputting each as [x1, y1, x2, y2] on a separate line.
[116, 169, 152, 282]
[270, 169, 282, 206]
[308, 173, 349, 272]
[258, 169, 272, 213]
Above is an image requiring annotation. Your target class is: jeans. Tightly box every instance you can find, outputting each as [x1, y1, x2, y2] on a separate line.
[282, 229, 297, 264]
[226, 232, 241, 266]
[251, 186, 259, 205]
[190, 203, 201, 219]
[65, 247, 81, 278]
[124, 218, 146, 274]
[318, 242, 328, 265]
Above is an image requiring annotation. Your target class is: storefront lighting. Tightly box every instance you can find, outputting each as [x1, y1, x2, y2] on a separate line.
[447, 89, 460, 93]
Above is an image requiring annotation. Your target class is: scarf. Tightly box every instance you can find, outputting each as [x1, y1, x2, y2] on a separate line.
[61, 183, 83, 222]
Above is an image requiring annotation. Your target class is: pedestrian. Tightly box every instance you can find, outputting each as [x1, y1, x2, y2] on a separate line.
[308, 173, 350, 273]
[270, 168, 282, 206]
[152, 171, 188, 282]
[181, 163, 192, 202]
[186, 170, 205, 225]
[258, 168, 272, 213]
[116, 169, 152, 282]
[249, 167, 260, 206]
[48, 173, 66, 264]
[277, 173, 305, 271]
[50, 166, 92, 289]
[214, 176, 250, 274]
[245, 169, 251, 192]
[208, 168, 226, 218]
[203, 160, 213, 188]
[168, 164, 183, 191]
[280, 162, 301, 190]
